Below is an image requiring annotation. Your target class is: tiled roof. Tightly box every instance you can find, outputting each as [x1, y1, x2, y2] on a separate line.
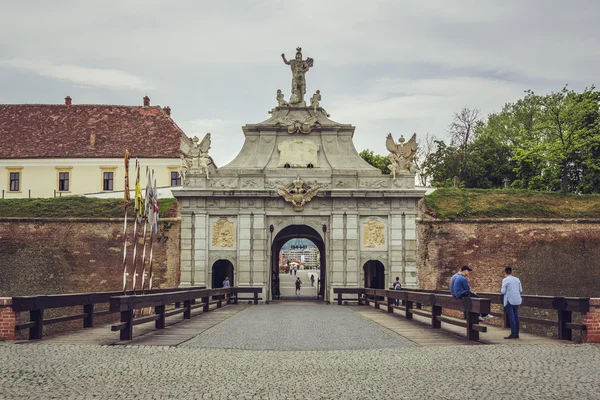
[0, 103, 189, 159]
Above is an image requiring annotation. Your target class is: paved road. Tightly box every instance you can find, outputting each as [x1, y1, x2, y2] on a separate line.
[182, 304, 415, 350]
[1, 343, 599, 399]
[2, 304, 600, 399]
[278, 270, 319, 299]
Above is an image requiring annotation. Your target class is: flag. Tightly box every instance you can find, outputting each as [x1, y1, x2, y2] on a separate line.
[123, 150, 131, 204]
[152, 170, 159, 234]
[144, 166, 152, 218]
[134, 159, 143, 218]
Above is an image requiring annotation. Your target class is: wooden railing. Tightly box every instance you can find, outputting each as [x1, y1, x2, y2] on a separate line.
[333, 288, 590, 342]
[109, 287, 262, 340]
[373, 288, 489, 341]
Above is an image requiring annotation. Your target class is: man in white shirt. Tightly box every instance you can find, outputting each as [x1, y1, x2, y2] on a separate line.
[501, 267, 523, 339]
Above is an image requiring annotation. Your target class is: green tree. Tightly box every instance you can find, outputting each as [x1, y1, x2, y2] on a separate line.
[359, 149, 390, 174]
[513, 86, 600, 193]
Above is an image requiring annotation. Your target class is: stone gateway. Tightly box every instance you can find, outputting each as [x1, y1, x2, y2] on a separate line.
[174, 49, 425, 301]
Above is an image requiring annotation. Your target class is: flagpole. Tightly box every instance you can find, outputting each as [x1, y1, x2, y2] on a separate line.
[148, 169, 158, 291]
[140, 167, 151, 294]
[131, 159, 143, 294]
[121, 150, 131, 294]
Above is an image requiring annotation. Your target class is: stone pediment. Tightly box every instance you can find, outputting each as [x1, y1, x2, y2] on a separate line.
[243, 106, 350, 134]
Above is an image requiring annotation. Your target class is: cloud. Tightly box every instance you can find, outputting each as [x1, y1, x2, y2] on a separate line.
[331, 76, 531, 156]
[0, 59, 152, 91]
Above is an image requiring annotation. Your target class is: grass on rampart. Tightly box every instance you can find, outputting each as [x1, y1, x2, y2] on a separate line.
[423, 188, 600, 219]
[0, 197, 178, 218]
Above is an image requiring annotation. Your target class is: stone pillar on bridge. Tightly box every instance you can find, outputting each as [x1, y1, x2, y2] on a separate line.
[0, 298, 16, 341]
[582, 298, 600, 343]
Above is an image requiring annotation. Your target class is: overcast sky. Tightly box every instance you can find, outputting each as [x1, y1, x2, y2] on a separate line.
[1, 0, 598, 165]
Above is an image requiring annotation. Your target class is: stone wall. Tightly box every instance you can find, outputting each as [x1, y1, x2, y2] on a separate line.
[0, 218, 181, 297]
[417, 218, 600, 297]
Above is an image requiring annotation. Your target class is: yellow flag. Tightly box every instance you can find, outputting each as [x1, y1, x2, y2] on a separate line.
[134, 160, 143, 217]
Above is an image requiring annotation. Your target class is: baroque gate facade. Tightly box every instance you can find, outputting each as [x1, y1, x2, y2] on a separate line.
[174, 48, 425, 302]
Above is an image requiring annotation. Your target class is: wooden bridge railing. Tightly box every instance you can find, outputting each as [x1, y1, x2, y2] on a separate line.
[12, 286, 263, 341]
[369, 288, 490, 341]
[109, 287, 262, 340]
[334, 287, 590, 342]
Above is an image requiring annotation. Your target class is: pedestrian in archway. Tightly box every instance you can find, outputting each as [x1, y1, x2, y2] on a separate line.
[310, 274, 315, 287]
[295, 277, 302, 295]
[392, 276, 401, 306]
[222, 276, 231, 301]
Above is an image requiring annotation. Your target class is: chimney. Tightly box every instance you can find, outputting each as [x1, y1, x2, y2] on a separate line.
[143, 96, 150, 108]
[65, 96, 72, 106]
[163, 106, 171, 116]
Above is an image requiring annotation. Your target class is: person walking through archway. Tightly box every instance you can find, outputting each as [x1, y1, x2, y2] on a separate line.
[222, 276, 231, 302]
[295, 277, 303, 295]
[392, 277, 402, 306]
[310, 274, 315, 287]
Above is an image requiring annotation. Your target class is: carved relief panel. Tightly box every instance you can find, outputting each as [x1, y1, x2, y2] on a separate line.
[210, 217, 236, 249]
[278, 139, 320, 168]
[361, 217, 387, 250]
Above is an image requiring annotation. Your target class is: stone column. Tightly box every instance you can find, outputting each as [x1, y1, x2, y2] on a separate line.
[237, 214, 252, 285]
[582, 298, 600, 343]
[404, 213, 418, 288]
[251, 213, 267, 289]
[179, 210, 193, 287]
[345, 214, 359, 286]
[0, 298, 16, 341]
[194, 212, 208, 287]
[330, 213, 345, 295]
[390, 214, 404, 287]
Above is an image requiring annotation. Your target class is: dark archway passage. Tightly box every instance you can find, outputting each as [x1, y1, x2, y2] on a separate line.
[212, 259, 234, 289]
[270, 225, 325, 301]
[363, 260, 385, 289]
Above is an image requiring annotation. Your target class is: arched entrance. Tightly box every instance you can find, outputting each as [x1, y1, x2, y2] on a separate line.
[212, 259, 234, 289]
[363, 260, 385, 289]
[270, 224, 325, 301]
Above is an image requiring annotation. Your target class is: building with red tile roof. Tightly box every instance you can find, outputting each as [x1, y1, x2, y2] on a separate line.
[0, 96, 192, 198]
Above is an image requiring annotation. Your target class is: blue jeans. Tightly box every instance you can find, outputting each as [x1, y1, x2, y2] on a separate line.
[505, 303, 520, 337]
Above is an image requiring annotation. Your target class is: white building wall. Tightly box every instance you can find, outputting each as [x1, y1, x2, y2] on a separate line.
[0, 158, 179, 198]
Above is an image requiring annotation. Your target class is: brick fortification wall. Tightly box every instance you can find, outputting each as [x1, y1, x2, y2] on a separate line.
[417, 216, 600, 341]
[417, 218, 600, 297]
[0, 218, 181, 297]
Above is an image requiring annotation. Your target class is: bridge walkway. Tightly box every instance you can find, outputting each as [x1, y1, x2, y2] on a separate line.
[18, 301, 557, 348]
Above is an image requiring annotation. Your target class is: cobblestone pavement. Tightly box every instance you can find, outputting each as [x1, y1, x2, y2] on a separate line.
[1, 343, 599, 399]
[182, 304, 416, 350]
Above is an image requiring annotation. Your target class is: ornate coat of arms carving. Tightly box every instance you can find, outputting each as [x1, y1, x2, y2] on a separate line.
[276, 176, 319, 211]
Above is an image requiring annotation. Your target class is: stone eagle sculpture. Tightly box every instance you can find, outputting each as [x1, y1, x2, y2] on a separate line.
[181, 133, 214, 180]
[276, 176, 319, 211]
[386, 133, 418, 178]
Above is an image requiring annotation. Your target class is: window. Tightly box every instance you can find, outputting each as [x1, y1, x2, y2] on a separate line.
[103, 171, 114, 191]
[58, 171, 70, 191]
[9, 171, 20, 192]
[171, 171, 181, 186]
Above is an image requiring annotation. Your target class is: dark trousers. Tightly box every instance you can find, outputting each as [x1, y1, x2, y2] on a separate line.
[505, 303, 520, 337]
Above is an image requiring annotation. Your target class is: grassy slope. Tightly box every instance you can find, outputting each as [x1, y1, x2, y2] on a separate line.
[0, 197, 178, 218]
[424, 188, 600, 219]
